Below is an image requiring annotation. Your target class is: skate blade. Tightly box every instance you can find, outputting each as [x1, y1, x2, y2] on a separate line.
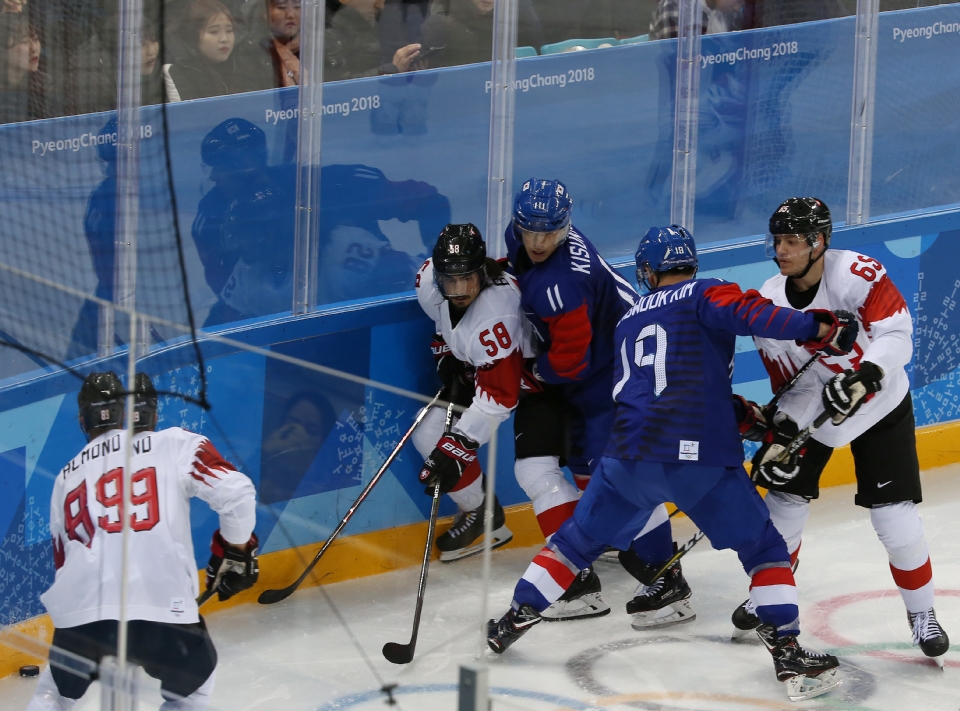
[731, 625, 760, 640]
[541, 592, 611, 622]
[439, 526, 513, 562]
[631, 598, 696, 630]
[784, 669, 842, 702]
[932, 654, 945, 670]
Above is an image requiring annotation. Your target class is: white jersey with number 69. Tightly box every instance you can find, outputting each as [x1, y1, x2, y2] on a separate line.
[415, 259, 537, 446]
[42, 427, 256, 629]
[753, 249, 913, 448]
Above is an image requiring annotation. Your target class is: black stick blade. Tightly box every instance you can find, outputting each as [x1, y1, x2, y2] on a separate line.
[382, 641, 414, 665]
[258, 586, 296, 605]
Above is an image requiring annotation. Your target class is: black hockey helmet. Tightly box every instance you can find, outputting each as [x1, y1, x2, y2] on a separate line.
[133, 372, 158, 433]
[767, 198, 832, 246]
[78, 371, 125, 439]
[432, 223, 486, 299]
[765, 197, 832, 278]
[201, 118, 268, 173]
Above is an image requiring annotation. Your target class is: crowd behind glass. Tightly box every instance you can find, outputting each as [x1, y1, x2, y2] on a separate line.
[0, 0, 952, 123]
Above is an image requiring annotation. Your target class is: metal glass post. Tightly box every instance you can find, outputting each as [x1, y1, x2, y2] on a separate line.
[292, 0, 325, 314]
[113, 0, 144, 675]
[670, 0, 702, 232]
[484, 0, 519, 260]
[847, 0, 879, 226]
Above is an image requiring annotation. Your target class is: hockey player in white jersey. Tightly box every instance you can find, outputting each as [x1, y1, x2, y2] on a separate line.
[412, 224, 534, 561]
[733, 197, 950, 666]
[26, 372, 259, 711]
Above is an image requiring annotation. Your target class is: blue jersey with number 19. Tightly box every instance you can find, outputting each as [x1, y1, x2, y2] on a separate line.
[605, 278, 822, 466]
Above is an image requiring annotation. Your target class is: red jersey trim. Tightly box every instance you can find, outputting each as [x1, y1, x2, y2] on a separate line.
[542, 301, 592, 379]
[475, 349, 523, 410]
[859, 274, 907, 332]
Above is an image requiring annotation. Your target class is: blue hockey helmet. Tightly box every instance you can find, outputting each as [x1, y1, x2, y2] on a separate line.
[635, 225, 698, 292]
[513, 178, 573, 233]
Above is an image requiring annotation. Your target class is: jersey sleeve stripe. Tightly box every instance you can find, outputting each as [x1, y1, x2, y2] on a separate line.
[858, 273, 908, 331]
[542, 301, 592, 379]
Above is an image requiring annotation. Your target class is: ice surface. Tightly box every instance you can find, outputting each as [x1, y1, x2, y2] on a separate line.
[3, 465, 959, 710]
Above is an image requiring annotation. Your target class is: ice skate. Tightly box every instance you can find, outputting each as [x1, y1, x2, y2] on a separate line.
[908, 608, 950, 669]
[731, 597, 760, 638]
[437, 496, 512, 562]
[541, 566, 611, 621]
[487, 604, 541, 654]
[626, 559, 695, 630]
[756, 624, 842, 701]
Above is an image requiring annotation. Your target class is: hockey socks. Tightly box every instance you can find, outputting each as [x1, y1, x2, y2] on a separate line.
[871, 502, 935, 613]
[514, 543, 584, 613]
[514, 456, 579, 539]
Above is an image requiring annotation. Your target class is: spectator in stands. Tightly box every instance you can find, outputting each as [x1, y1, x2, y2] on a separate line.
[746, 0, 848, 28]
[377, 0, 429, 68]
[0, 11, 49, 123]
[164, 0, 272, 101]
[73, 16, 165, 115]
[263, 0, 301, 86]
[418, 0, 543, 69]
[324, 0, 422, 80]
[649, 0, 744, 40]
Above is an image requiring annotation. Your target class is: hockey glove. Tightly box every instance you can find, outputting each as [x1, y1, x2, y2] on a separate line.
[822, 361, 883, 425]
[520, 358, 545, 393]
[206, 530, 259, 602]
[802, 309, 859, 357]
[732, 395, 769, 442]
[419, 432, 478, 495]
[751, 417, 805, 488]
[432, 334, 474, 388]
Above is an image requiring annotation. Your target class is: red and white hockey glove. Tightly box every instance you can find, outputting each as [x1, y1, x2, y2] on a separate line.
[419, 432, 478, 495]
[206, 530, 259, 602]
[801, 309, 859, 357]
[732, 394, 769, 442]
[822, 361, 883, 425]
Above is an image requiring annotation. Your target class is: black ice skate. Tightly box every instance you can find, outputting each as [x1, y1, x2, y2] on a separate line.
[541, 566, 611, 621]
[908, 607, 950, 669]
[756, 624, 842, 701]
[625, 560, 695, 630]
[487, 604, 541, 654]
[437, 496, 513, 562]
[731, 597, 761, 637]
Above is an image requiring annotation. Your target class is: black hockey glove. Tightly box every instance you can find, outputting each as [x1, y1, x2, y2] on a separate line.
[431, 334, 474, 388]
[802, 309, 859, 357]
[822, 361, 883, 425]
[419, 432, 478, 495]
[751, 417, 805, 488]
[205, 530, 259, 602]
[732, 394, 769, 442]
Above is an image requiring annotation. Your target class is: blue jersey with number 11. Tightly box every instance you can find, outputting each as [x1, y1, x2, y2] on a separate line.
[605, 278, 822, 466]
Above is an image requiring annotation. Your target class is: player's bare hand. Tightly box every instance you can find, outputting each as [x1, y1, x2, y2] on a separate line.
[393, 44, 421, 73]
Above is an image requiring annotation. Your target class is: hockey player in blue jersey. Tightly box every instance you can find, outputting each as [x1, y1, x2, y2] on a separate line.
[488, 226, 858, 702]
[506, 179, 691, 625]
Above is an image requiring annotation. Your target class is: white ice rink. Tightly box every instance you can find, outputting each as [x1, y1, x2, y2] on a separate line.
[4, 465, 960, 711]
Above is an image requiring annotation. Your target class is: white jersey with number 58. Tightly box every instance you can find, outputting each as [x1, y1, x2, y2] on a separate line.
[753, 249, 913, 447]
[415, 258, 537, 446]
[42, 427, 256, 629]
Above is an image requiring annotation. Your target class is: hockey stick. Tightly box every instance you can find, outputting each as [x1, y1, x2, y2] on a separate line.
[648, 529, 707, 583]
[258, 388, 446, 605]
[773, 409, 832, 465]
[382, 395, 457, 664]
[764, 352, 822, 412]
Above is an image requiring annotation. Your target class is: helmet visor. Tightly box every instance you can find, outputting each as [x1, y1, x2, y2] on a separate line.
[434, 269, 483, 300]
[764, 232, 822, 259]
